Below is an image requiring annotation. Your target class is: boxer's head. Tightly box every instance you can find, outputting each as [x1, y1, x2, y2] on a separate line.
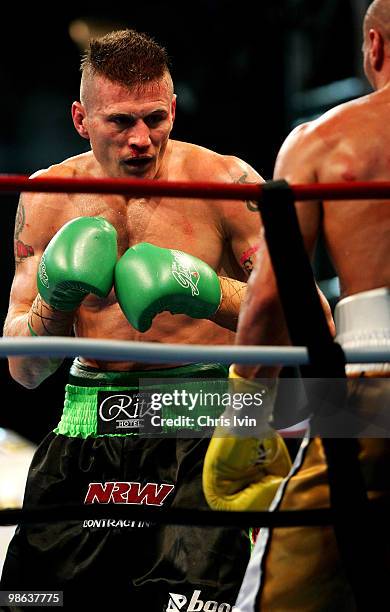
[80, 29, 173, 99]
[72, 29, 176, 179]
[363, 0, 390, 88]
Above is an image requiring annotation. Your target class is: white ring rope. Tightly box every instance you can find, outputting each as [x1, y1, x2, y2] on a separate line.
[0, 337, 389, 365]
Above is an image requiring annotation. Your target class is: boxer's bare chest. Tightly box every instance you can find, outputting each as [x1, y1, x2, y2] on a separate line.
[67, 193, 224, 270]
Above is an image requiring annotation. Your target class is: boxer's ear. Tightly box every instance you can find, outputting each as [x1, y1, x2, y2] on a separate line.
[171, 94, 177, 123]
[369, 28, 385, 72]
[72, 101, 90, 140]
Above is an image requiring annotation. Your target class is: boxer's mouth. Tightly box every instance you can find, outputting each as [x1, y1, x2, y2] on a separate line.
[122, 157, 154, 168]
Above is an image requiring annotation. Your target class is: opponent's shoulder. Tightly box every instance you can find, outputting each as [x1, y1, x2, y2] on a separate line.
[276, 94, 379, 183]
[174, 140, 262, 182]
[293, 93, 376, 146]
[275, 103, 353, 176]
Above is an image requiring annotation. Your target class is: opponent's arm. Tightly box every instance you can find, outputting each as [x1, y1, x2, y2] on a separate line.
[234, 125, 333, 378]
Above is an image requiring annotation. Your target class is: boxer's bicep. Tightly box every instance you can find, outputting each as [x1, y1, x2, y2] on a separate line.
[13, 192, 61, 267]
[14, 194, 38, 267]
[6, 192, 66, 327]
[228, 208, 263, 278]
[222, 161, 265, 277]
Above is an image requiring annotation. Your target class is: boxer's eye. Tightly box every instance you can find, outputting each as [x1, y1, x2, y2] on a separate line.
[145, 113, 167, 127]
[108, 115, 135, 127]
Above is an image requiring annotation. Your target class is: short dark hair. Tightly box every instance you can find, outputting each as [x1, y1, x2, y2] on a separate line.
[81, 29, 171, 87]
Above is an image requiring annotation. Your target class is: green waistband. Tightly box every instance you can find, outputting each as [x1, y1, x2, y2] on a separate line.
[55, 360, 228, 438]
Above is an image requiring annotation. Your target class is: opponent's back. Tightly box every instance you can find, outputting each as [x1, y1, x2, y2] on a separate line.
[274, 90, 390, 297]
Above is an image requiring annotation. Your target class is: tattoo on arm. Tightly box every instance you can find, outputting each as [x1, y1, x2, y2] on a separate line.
[239, 245, 259, 274]
[236, 173, 259, 212]
[14, 198, 34, 266]
[29, 295, 72, 336]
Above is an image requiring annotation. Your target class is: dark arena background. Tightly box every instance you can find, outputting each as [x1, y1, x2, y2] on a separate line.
[0, 0, 371, 444]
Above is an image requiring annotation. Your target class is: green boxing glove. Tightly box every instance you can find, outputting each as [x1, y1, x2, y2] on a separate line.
[37, 216, 118, 311]
[115, 243, 222, 332]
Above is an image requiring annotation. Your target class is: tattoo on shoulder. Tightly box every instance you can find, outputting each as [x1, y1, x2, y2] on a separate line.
[14, 199, 34, 265]
[235, 173, 259, 212]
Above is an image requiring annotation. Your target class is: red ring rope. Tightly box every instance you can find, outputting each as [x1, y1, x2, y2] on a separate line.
[1, 175, 390, 200]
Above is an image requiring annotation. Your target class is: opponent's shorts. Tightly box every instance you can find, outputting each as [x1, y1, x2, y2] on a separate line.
[236, 288, 390, 612]
[335, 286, 390, 376]
[1, 360, 250, 611]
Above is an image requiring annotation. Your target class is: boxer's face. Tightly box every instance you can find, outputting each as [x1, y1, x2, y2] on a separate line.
[75, 73, 176, 179]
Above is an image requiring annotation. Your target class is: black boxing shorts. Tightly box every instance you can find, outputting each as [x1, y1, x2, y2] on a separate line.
[1, 360, 250, 611]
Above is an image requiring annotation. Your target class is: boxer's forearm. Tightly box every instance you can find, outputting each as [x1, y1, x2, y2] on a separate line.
[234, 282, 335, 378]
[4, 295, 74, 389]
[234, 289, 288, 379]
[209, 276, 247, 331]
[231, 256, 289, 378]
[6, 216, 117, 389]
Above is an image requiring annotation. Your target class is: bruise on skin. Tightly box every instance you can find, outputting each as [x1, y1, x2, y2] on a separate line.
[341, 170, 357, 181]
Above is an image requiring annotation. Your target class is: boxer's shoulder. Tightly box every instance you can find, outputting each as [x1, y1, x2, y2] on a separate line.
[22, 155, 97, 230]
[29, 151, 98, 181]
[171, 139, 259, 183]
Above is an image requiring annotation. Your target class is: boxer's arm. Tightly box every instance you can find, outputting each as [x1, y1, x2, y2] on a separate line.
[209, 276, 247, 331]
[222, 157, 265, 278]
[235, 249, 290, 378]
[4, 193, 76, 388]
[235, 124, 333, 378]
[210, 157, 265, 330]
[6, 209, 117, 389]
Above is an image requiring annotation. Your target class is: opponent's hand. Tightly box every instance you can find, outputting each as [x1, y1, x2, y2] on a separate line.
[203, 433, 291, 511]
[202, 368, 291, 512]
[114, 243, 222, 332]
[37, 217, 118, 311]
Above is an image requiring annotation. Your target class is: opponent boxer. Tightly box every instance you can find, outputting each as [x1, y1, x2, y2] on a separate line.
[1, 29, 263, 609]
[204, 1, 390, 610]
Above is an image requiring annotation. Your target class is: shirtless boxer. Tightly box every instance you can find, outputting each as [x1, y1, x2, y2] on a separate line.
[1, 29, 263, 609]
[204, 1, 390, 610]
